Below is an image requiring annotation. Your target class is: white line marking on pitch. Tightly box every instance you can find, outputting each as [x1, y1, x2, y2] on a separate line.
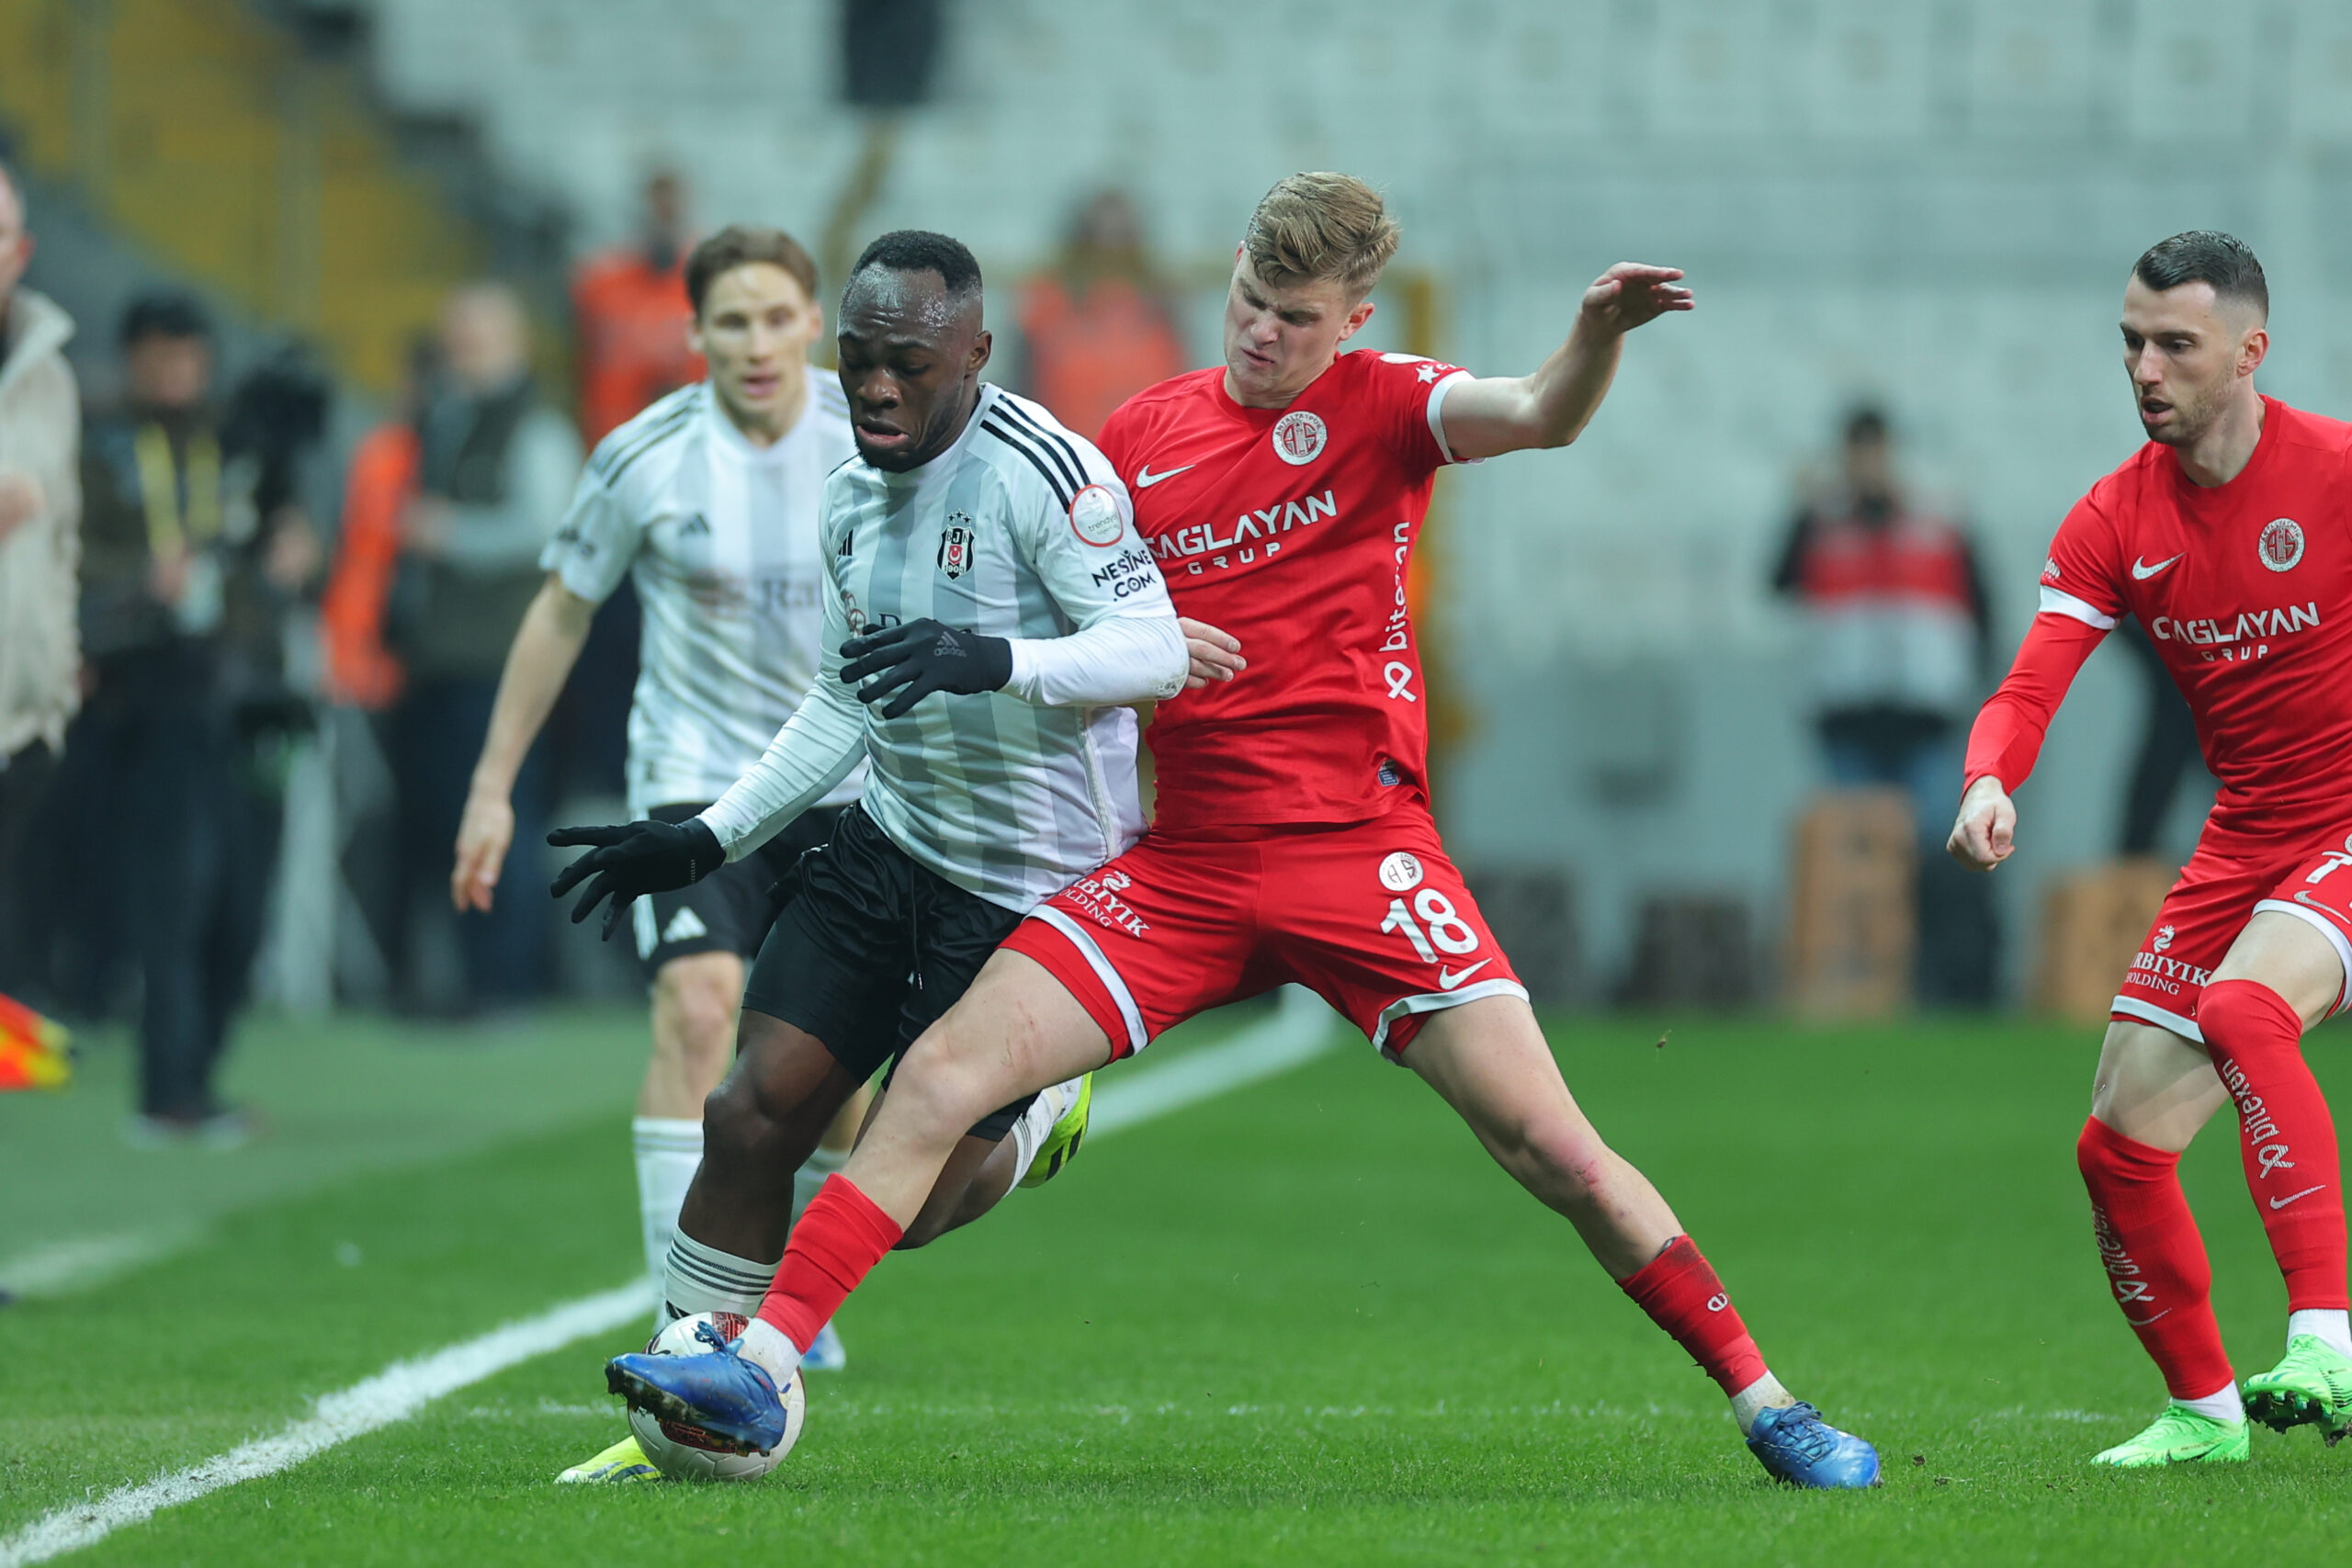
[0, 991, 1338, 1565]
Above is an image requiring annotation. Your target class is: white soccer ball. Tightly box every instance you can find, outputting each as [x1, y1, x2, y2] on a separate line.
[625, 1312, 806, 1481]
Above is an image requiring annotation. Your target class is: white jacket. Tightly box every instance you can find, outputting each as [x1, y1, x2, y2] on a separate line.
[0, 288, 80, 756]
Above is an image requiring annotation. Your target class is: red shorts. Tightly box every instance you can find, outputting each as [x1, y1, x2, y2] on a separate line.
[2112, 814, 2352, 1042]
[1001, 801, 1526, 1060]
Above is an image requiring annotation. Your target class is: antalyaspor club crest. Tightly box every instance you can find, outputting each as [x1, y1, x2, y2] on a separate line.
[1272, 410, 1328, 466]
[2259, 517, 2305, 572]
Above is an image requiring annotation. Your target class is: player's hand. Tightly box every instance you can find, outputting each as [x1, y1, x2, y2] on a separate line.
[451, 790, 514, 913]
[1578, 263, 1693, 335]
[1180, 616, 1244, 690]
[1947, 776, 2017, 872]
[840, 618, 1013, 718]
[547, 817, 724, 940]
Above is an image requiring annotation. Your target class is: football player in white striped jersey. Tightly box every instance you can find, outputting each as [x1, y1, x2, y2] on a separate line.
[553, 232, 1184, 1471]
[452, 229, 872, 1482]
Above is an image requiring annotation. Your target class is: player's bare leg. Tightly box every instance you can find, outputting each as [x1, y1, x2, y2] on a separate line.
[1402, 995, 1679, 1277]
[630, 952, 743, 1300]
[1401, 995, 1873, 1483]
[831, 953, 1113, 1228]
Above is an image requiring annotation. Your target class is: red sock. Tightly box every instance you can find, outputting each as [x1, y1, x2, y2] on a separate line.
[2199, 978, 2349, 1312]
[1619, 1235, 1769, 1395]
[2076, 1116, 2233, 1397]
[756, 1175, 903, 1354]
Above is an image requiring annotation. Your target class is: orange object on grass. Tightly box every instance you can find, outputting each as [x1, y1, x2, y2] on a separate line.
[0, 991, 71, 1090]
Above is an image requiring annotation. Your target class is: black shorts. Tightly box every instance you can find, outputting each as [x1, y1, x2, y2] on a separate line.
[632, 803, 845, 981]
[742, 804, 1035, 1141]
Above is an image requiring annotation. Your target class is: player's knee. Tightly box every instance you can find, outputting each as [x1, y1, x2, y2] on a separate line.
[2197, 976, 2296, 1053]
[1518, 1116, 1614, 1202]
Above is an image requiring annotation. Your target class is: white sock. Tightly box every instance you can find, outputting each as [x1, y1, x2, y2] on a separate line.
[2288, 1308, 2352, 1358]
[792, 1145, 849, 1235]
[2174, 1382, 2245, 1423]
[632, 1117, 703, 1289]
[1728, 1371, 1794, 1437]
[662, 1230, 775, 1321]
[738, 1316, 802, 1383]
[1007, 1077, 1080, 1187]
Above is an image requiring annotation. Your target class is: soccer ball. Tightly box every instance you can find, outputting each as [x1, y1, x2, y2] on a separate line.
[625, 1312, 807, 1481]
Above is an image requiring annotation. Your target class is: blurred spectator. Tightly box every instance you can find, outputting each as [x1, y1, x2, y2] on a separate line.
[2115, 618, 2203, 857]
[572, 171, 700, 446]
[1772, 407, 1998, 1006]
[0, 160, 80, 1004]
[1012, 189, 1188, 441]
[320, 335, 433, 713]
[379, 282, 579, 1015]
[66, 289, 320, 1142]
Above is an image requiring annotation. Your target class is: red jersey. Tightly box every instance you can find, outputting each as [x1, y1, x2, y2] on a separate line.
[1097, 348, 1470, 830]
[1968, 397, 2352, 820]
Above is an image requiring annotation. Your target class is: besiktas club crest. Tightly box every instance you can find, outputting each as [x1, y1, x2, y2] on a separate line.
[937, 516, 977, 579]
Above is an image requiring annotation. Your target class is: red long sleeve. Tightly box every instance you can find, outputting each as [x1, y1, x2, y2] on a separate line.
[1962, 612, 2109, 796]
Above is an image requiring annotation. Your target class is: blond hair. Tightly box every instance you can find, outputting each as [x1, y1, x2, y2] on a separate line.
[1242, 173, 1400, 299]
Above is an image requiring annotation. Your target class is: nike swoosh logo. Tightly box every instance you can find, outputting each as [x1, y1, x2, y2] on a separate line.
[2123, 1310, 2173, 1327]
[2132, 554, 2184, 581]
[2269, 1184, 2326, 1210]
[1438, 960, 1492, 991]
[1134, 464, 1194, 489]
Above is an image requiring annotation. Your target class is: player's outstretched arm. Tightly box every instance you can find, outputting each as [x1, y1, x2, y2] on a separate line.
[453, 574, 594, 912]
[1438, 262, 1693, 462]
[1947, 776, 2018, 871]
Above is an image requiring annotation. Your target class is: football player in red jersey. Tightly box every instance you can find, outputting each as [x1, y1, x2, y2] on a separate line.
[1951, 231, 2352, 1466]
[604, 175, 1879, 1487]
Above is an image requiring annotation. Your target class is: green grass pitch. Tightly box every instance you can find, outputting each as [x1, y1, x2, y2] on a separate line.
[4, 1005, 2350, 1565]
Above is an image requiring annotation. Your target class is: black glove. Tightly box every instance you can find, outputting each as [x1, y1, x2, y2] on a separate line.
[840, 618, 1013, 719]
[547, 817, 724, 940]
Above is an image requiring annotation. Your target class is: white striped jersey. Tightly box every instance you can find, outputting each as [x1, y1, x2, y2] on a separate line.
[817, 385, 1179, 909]
[543, 371, 865, 815]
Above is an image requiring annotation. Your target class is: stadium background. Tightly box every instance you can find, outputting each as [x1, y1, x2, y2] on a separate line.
[6, 3, 2352, 1562]
[11, 0, 2349, 1003]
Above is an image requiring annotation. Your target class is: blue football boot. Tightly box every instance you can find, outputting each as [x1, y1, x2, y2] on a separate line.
[1745, 1402, 1883, 1488]
[605, 1320, 788, 1454]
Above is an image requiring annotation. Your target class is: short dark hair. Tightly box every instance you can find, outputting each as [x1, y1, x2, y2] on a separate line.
[2134, 231, 2268, 319]
[850, 230, 981, 299]
[119, 289, 213, 348]
[1844, 405, 1888, 446]
[684, 224, 820, 317]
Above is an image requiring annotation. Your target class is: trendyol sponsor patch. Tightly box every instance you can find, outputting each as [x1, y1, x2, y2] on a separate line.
[1069, 485, 1125, 546]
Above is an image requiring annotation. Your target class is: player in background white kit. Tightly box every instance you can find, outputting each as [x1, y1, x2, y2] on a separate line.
[450, 230, 866, 1449]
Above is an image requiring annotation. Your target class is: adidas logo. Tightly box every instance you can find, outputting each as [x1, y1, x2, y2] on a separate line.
[662, 908, 708, 944]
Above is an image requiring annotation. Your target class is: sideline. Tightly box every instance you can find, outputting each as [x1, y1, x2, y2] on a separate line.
[0, 991, 1340, 1567]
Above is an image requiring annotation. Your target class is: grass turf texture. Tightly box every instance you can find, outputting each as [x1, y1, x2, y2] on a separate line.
[5, 1009, 2350, 1565]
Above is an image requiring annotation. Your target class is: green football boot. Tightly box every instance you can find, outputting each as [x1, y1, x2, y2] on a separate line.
[2089, 1405, 2251, 1468]
[554, 1432, 662, 1484]
[2244, 1335, 2352, 1443]
[1020, 1074, 1091, 1189]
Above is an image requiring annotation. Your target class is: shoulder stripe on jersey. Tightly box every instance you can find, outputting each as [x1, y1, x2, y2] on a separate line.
[990, 398, 1089, 494]
[594, 390, 696, 474]
[593, 396, 697, 482]
[2038, 585, 2117, 630]
[980, 420, 1075, 510]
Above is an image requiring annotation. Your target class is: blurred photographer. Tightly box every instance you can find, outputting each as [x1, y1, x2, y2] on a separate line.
[0, 160, 79, 1010]
[66, 290, 322, 1143]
